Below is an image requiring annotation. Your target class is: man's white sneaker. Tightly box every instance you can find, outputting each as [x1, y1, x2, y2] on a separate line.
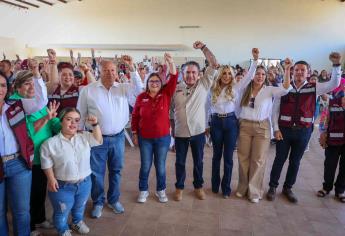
[71, 220, 90, 234]
[137, 191, 149, 203]
[155, 190, 168, 203]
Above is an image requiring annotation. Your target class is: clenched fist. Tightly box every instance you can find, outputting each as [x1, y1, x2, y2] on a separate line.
[329, 52, 341, 65]
[252, 48, 259, 60]
[193, 41, 205, 50]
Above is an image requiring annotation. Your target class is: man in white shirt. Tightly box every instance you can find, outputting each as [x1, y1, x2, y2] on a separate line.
[267, 53, 342, 203]
[171, 41, 218, 201]
[77, 56, 143, 218]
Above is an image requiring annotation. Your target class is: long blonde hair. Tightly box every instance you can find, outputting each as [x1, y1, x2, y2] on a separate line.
[211, 65, 235, 104]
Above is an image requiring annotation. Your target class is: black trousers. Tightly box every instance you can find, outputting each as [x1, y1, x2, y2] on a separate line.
[323, 144, 345, 194]
[30, 165, 47, 231]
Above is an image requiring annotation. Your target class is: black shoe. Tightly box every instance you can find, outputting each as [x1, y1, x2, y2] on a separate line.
[266, 187, 276, 201]
[282, 188, 298, 203]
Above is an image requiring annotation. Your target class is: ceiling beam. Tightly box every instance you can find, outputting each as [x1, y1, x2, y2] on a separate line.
[57, 0, 67, 3]
[15, 0, 39, 8]
[36, 0, 53, 6]
[0, 0, 28, 9]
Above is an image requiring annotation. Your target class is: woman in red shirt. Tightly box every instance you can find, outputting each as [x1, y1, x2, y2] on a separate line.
[131, 53, 177, 203]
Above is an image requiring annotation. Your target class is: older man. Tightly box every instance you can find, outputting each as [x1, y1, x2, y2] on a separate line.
[77, 56, 143, 218]
[172, 41, 219, 201]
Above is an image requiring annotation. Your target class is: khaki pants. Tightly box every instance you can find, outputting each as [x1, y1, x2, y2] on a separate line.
[237, 119, 270, 199]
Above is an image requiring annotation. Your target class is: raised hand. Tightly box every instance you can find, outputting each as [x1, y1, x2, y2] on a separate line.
[47, 100, 60, 120]
[122, 55, 135, 71]
[79, 62, 89, 72]
[91, 48, 95, 58]
[42, 59, 51, 74]
[329, 52, 341, 65]
[86, 114, 98, 125]
[283, 58, 293, 71]
[28, 58, 40, 77]
[77, 52, 81, 66]
[2, 52, 5, 60]
[252, 48, 259, 61]
[47, 49, 56, 64]
[16, 54, 20, 60]
[193, 41, 206, 50]
[164, 53, 174, 64]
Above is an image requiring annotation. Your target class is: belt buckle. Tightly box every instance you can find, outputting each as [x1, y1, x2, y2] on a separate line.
[2, 153, 18, 162]
[218, 113, 227, 118]
[291, 124, 299, 130]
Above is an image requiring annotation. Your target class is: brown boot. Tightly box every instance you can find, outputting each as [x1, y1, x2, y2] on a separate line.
[194, 188, 206, 200]
[174, 189, 183, 201]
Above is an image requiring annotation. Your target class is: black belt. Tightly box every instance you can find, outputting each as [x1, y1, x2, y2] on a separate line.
[102, 129, 124, 137]
[212, 112, 235, 118]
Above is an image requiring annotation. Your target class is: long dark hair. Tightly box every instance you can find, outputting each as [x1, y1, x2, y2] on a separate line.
[0, 71, 9, 101]
[240, 65, 267, 107]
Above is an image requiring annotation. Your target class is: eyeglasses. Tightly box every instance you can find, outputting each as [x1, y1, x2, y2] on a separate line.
[148, 80, 161, 84]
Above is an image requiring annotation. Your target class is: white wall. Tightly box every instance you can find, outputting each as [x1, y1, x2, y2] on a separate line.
[0, 0, 344, 70]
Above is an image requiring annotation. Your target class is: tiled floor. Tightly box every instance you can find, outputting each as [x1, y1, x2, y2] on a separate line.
[21, 130, 345, 235]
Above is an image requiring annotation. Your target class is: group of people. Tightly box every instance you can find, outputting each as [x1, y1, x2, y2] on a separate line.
[0, 41, 344, 236]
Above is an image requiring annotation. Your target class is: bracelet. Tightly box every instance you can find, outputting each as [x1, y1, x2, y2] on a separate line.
[201, 45, 206, 51]
[92, 122, 99, 127]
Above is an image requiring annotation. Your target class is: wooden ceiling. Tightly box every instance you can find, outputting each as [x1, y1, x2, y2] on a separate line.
[0, 0, 82, 10]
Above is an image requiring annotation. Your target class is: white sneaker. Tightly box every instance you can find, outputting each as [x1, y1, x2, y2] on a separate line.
[35, 220, 54, 229]
[71, 220, 90, 234]
[236, 192, 244, 198]
[155, 190, 168, 203]
[60, 230, 72, 236]
[250, 198, 260, 203]
[137, 191, 149, 203]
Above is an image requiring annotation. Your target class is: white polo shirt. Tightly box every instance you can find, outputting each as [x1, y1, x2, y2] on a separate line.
[40, 131, 102, 181]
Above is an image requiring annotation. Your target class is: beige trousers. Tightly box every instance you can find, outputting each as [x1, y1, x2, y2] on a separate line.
[236, 119, 270, 199]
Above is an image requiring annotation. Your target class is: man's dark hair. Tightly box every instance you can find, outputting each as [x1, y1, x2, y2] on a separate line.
[294, 60, 310, 70]
[184, 61, 200, 72]
[1, 60, 11, 67]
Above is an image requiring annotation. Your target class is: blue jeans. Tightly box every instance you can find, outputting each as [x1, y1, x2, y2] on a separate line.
[210, 114, 238, 196]
[91, 131, 125, 206]
[0, 158, 31, 236]
[175, 133, 205, 189]
[138, 135, 170, 191]
[48, 176, 91, 234]
[269, 126, 313, 189]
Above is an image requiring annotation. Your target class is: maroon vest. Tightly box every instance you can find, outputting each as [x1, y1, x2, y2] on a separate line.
[279, 82, 316, 128]
[327, 98, 345, 146]
[49, 85, 79, 113]
[0, 100, 34, 181]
